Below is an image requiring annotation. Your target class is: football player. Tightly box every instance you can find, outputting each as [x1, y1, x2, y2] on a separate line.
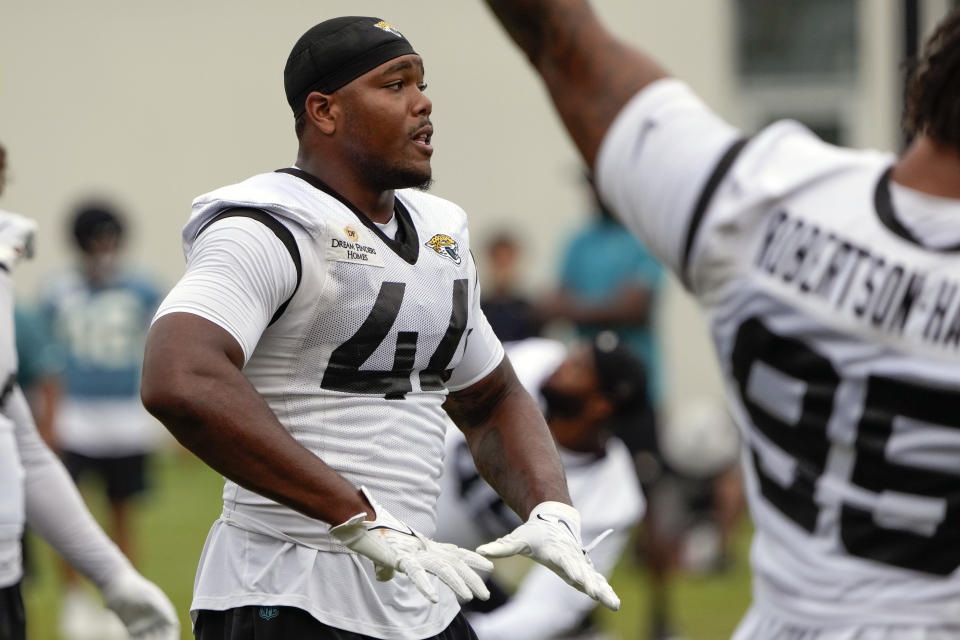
[482, 2, 960, 639]
[141, 16, 617, 640]
[0, 143, 179, 640]
[40, 200, 165, 639]
[436, 334, 646, 640]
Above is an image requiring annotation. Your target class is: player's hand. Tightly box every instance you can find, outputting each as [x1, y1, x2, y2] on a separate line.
[476, 501, 621, 611]
[330, 487, 494, 604]
[100, 567, 180, 640]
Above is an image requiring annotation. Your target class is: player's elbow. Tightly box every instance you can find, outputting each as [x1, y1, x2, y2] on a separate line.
[140, 363, 198, 427]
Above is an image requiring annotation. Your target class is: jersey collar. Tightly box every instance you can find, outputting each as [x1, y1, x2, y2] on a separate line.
[276, 167, 420, 264]
[874, 166, 960, 253]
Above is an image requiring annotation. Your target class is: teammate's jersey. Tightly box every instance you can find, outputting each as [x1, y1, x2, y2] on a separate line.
[0, 268, 22, 588]
[41, 269, 161, 456]
[42, 271, 158, 398]
[0, 210, 37, 586]
[597, 79, 960, 626]
[436, 338, 644, 640]
[155, 169, 503, 638]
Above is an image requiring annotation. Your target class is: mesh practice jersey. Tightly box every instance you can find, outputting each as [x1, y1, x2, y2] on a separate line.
[597, 79, 960, 626]
[155, 169, 504, 638]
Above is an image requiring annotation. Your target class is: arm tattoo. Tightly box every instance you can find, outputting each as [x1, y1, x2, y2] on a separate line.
[444, 359, 570, 517]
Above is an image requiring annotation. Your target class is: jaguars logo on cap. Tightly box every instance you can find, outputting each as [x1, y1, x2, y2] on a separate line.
[425, 234, 461, 265]
[374, 20, 404, 38]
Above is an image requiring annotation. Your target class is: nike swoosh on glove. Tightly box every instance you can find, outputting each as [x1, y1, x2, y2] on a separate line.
[476, 501, 621, 610]
[101, 567, 180, 640]
[330, 486, 494, 604]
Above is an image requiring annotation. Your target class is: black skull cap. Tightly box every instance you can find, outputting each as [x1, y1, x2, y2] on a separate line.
[284, 16, 417, 117]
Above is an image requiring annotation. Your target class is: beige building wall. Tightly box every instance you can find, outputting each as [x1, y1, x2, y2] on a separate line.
[0, 1, 942, 415]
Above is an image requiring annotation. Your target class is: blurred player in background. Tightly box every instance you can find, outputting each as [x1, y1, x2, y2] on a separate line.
[40, 200, 164, 638]
[539, 176, 665, 409]
[437, 333, 646, 640]
[539, 176, 675, 639]
[483, 2, 960, 638]
[655, 397, 745, 578]
[141, 16, 617, 640]
[0, 142, 178, 640]
[479, 232, 542, 342]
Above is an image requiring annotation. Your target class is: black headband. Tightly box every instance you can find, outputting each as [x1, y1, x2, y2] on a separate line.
[284, 16, 417, 117]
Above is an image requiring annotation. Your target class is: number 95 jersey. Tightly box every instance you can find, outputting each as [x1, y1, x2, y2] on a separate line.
[161, 169, 504, 553]
[597, 79, 960, 626]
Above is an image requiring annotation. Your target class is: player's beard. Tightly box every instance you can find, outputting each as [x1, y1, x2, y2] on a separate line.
[350, 147, 433, 193]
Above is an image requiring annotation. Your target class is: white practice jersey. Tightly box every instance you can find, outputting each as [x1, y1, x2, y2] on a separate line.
[0, 210, 37, 586]
[0, 264, 22, 587]
[597, 79, 960, 628]
[156, 169, 503, 638]
[436, 338, 645, 640]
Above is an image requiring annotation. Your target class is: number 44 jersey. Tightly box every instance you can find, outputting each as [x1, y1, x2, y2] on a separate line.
[166, 168, 504, 555]
[596, 79, 960, 626]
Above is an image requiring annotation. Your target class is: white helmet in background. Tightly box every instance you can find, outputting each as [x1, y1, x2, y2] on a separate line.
[659, 396, 740, 479]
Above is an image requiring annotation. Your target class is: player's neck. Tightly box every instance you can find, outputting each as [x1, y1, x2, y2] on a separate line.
[295, 154, 396, 224]
[891, 134, 960, 200]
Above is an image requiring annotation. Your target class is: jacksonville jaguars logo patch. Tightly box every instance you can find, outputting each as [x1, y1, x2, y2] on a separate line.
[425, 234, 462, 265]
[374, 20, 404, 38]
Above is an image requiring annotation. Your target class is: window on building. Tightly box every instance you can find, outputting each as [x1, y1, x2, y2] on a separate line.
[734, 0, 859, 145]
[737, 0, 858, 78]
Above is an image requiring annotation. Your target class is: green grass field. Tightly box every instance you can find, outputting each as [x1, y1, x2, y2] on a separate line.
[22, 453, 753, 640]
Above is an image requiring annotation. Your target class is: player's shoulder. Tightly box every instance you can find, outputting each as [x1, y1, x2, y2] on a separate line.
[192, 170, 306, 205]
[189, 170, 331, 241]
[397, 189, 468, 227]
[731, 120, 895, 198]
[0, 208, 36, 231]
[41, 269, 85, 300]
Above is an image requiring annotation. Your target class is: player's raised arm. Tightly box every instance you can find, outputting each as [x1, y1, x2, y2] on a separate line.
[485, 0, 742, 283]
[484, 0, 668, 167]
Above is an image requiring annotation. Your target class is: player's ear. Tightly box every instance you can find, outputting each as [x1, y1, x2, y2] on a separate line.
[304, 91, 336, 135]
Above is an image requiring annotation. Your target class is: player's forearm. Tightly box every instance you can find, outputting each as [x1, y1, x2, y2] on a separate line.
[141, 316, 371, 526]
[555, 285, 651, 326]
[146, 372, 369, 525]
[484, 0, 668, 166]
[12, 386, 130, 587]
[444, 358, 571, 518]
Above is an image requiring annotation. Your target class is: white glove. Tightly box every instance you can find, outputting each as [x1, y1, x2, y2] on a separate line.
[330, 487, 494, 604]
[476, 501, 621, 611]
[100, 567, 180, 640]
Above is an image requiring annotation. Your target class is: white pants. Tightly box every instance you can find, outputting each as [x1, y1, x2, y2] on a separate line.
[732, 605, 960, 640]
